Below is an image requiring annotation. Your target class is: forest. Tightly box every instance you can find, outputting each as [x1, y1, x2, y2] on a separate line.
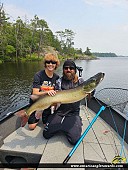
[0, 3, 96, 62]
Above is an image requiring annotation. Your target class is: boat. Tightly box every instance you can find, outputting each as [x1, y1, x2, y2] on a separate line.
[0, 95, 128, 169]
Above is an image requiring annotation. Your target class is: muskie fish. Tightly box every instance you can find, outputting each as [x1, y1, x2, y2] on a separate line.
[26, 72, 105, 117]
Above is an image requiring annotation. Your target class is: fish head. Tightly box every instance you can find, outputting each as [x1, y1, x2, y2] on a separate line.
[82, 72, 105, 93]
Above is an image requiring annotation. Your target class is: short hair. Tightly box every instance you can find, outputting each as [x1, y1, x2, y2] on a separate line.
[44, 53, 60, 69]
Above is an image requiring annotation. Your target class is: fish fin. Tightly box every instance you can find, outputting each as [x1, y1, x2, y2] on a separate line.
[21, 115, 28, 127]
[35, 110, 43, 119]
[56, 102, 61, 110]
[15, 109, 27, 117]
[50, 103, 61, 114]
[51, 105, 55, 114]
[15, 110, 28, 127]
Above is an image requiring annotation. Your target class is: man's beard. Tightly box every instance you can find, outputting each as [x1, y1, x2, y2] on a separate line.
[63, 71, 75, 81]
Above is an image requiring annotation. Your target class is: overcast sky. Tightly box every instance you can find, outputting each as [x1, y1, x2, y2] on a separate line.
[2, 0, 128, 56]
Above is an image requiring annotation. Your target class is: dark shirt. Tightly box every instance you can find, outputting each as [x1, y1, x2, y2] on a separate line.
[33, 70, 59, 90]
[32, 70, 59, 118]
[55, 77, 84, 117]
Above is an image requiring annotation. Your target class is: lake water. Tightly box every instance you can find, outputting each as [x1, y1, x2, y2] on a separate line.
[0, 57, 128, 120]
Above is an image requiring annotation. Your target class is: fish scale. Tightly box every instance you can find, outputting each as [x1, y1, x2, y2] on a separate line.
[26, 72, 105, 117]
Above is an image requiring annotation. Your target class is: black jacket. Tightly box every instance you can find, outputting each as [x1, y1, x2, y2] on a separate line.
[55, 77, 84, 116]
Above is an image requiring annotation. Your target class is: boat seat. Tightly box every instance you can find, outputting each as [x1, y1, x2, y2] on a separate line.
[0, 107, 86, 167]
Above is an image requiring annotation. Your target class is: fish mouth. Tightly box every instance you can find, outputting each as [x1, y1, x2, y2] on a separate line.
[101, 72, 105, 78]
[99, 72, 105, 82]
[83, 72, 105, 92]
[95, 72, 105, 84]
[98, 72, 105, 82]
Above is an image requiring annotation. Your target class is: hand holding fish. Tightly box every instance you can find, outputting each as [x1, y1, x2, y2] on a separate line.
[26, 72, 105, 117]
[30, 89, 57, 101]
[47, 90, 57, 96]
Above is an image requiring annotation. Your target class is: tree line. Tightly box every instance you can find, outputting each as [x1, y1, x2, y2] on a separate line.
[1, 2, 90, 62]
[93, 52, 117, 57]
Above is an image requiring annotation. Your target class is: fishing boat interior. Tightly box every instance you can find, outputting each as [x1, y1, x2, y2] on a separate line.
[0, 88, 128, 170]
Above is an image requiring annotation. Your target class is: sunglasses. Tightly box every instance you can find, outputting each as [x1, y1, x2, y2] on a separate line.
[45, 60, 57, 64]
[64, 66, 75, 70]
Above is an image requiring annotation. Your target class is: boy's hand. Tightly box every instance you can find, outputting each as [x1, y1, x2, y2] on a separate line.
[47, 90, 56, 96]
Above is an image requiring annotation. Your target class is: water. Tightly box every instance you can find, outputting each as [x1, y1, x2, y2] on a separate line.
[0, 57, 128, 120]
[75, 57, 128, 89]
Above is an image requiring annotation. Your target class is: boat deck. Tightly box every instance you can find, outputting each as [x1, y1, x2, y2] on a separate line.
[1, 105, 128, 170]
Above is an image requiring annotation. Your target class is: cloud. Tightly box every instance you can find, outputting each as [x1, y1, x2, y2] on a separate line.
[4, 3, 33, 22]
[122, 24, 128, 31]
[82, 0, 128, 8]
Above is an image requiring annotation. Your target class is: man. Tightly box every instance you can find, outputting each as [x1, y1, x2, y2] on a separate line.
[43, 60, 84, 145]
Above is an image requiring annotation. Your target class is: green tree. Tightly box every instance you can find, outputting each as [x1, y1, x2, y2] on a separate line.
[55, 29, 75, 56]
[37, 18, 49, 57]
[84, 47, 92, 56]
[29, 15, 39, 57]
[6, 45, 15, 57]
[0, 2, 10, 60]
[0, 3, 83, 61]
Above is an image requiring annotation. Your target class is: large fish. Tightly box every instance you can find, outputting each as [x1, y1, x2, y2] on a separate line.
[26, 72, 105, 117]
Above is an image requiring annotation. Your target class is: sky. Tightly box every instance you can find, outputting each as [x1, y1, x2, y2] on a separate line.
[1, 0, 128, 56]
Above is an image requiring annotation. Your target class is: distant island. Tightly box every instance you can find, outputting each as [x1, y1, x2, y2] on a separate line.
[118, 55, 128, 57]
[92, 52, 117, 57]
[92, 52, 128, 57]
